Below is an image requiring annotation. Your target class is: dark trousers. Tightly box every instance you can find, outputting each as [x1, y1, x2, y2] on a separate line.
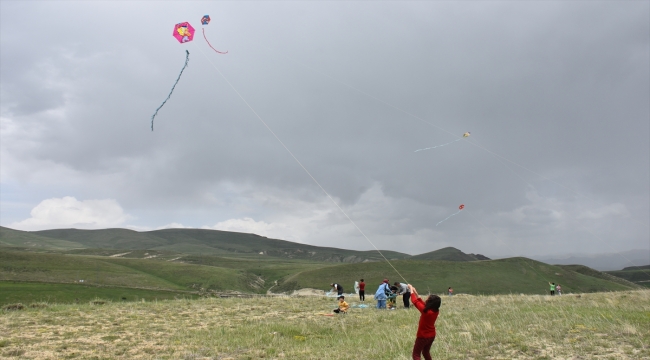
[359, 290, 365, 301]
[403, 292, 411, 308]
[412, 336, 435, 360]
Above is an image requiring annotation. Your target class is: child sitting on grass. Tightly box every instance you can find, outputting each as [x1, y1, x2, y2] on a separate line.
[333, 295, 349, 314]
[409, 284, 440, 360]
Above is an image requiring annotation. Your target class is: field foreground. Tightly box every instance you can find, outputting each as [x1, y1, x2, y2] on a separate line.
[1, 291, 649, 359]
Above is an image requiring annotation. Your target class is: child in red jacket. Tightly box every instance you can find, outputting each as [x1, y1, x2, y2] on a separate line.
[408, 284, 440, 360]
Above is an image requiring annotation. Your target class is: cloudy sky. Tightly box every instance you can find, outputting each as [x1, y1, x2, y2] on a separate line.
[1, 1, 648, 259]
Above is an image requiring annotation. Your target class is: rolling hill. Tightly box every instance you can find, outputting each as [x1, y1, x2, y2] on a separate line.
[273, 257, 641, 295]
[410, 247, 490, 261]
[2, 226, 642, 306]
[1, 226, 411, 263]
[605, 265, 650, 288]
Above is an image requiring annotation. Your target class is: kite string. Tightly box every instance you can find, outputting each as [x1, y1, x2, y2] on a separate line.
[150, 50, 190, 131]
[261, 44, 649, 229]
[435, 209, 463, 227]
[202, 28, 228, 54]
[261, 45, 650, 277]
[191, 42, 409, 284]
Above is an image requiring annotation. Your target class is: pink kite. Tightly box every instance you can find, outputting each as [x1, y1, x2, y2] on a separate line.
[173, 22, 195, 43]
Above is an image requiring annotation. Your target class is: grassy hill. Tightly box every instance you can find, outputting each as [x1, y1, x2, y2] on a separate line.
[0, 282, 199, 305]
[1, 226, 411, 263]
[2, 226, 642, 306]
[606, 265, 650, 288]
[0, 248, 332, 305]
[0, 227, 84, 250]
[274, 257, 639, 295]
[558, 264, 641, 288]
[410, 247, 489, 261]
[0, 249, 248, 292]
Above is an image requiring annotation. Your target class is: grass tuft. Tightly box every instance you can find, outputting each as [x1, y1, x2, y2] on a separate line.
[2, 303, 24, 311]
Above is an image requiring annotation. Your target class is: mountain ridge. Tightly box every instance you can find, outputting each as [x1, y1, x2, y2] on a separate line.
[1, 226, 492, 263]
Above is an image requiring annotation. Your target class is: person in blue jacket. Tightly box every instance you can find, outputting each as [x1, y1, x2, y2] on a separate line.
[375, 279, 391, 309]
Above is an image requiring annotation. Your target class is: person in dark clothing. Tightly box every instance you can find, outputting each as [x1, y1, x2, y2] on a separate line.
[330, 283, 344, 295]
[395, 282, 411, 308]
[359, 279, 366, 301]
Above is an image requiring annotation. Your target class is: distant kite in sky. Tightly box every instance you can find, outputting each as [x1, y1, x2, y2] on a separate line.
[150, 49, 190, 131]
[173, 22, 195, 43]
[201, 14, 228, 54]
[414, 132, 471, 152]
[436, 204, 465, 227]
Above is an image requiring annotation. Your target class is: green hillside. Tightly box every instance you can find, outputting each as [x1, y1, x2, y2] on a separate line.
[274, 257, 638, 295]
[1, 249, 263, 293]
[558, 264, 642, 288]
[0, 227, 85, 250]
[1, 227, 410, 263]
[605, 265, 650, 288]
[410, 247, 488, 261]
[0, 281, 198, 305]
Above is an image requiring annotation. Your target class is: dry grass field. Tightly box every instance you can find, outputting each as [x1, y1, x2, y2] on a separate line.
[1, 290, 649, 359]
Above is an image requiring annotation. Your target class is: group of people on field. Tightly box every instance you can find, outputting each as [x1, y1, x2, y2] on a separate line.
[329, 279, 564, 360]
[549, 282, 563, 295]
[330, 279, 440, 360]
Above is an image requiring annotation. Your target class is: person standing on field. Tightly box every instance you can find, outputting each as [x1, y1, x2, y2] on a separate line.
[409, 284, 440, 360]
[549, 282, 556, 296]
[395, 282, 411, 308]
[556, 284, 562, 296]
[448, 287, 453, 296]
[359, 279, 366, 301]
[375, 279, 391, 309]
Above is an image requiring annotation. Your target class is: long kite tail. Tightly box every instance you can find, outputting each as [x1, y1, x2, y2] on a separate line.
[414, 138, 462, 152]
[435, 209, 463, 227]
[202, 28, 228, 54]
[150, 50, 190, 131]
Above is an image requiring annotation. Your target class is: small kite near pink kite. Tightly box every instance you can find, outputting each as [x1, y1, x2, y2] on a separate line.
[201, 14, 228, 54]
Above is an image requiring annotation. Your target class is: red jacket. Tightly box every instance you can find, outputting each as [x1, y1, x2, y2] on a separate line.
[411, 293, 439, 338]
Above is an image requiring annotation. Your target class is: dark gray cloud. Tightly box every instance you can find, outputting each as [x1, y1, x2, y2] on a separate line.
[1, 1, 648, 258]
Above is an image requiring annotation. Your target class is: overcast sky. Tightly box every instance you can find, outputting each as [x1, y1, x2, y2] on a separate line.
[1, 1, 648, 259]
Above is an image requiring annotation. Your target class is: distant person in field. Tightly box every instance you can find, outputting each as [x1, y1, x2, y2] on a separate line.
[448, 287, 453, 296]
[375, 279, 391, 309]
[549, 282, 556, 296]
[409, 284, 440, 360]
[330, 283, 344, 296]
[556, 284, 562, 296]
[333, 295, 349, 314]
[395, 281, 411, 308]
[359, 279, 366, 301]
